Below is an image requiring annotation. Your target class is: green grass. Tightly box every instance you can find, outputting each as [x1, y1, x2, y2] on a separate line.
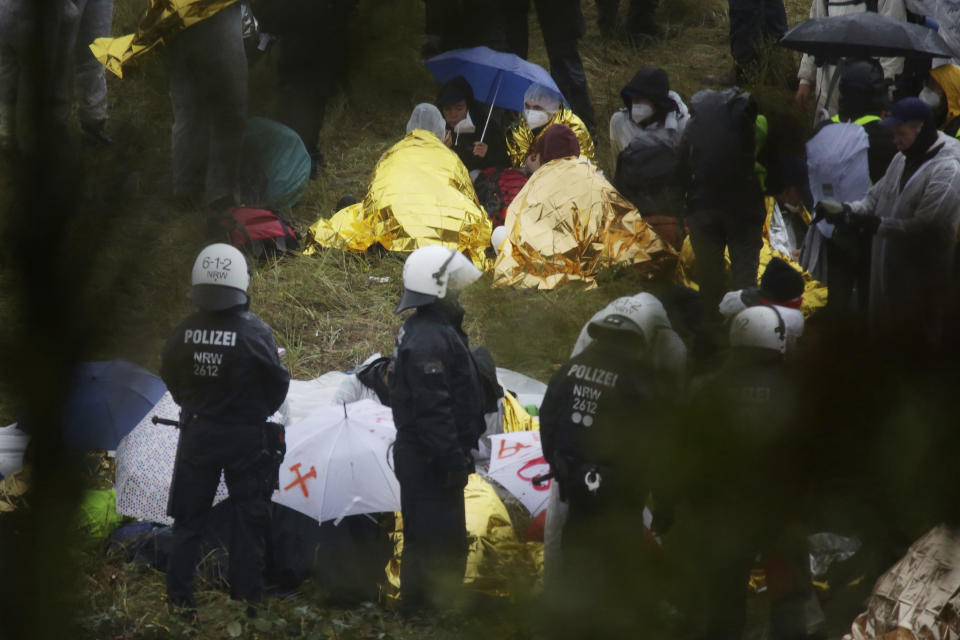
[0, 0, 814, 637]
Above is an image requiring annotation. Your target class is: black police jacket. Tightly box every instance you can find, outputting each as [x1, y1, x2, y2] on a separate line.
[160, 305, 290, 425]
[389, 301, 486, 468]
[539, 339, 659, 497]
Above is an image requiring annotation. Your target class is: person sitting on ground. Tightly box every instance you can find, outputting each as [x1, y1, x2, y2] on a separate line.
[921, 64, 960, 138]
[719, 257, 806, 354]
[609, 67, 689, 157]
[436, 76, 509, 172]
[305, 103, 491, 264]
[494, 124, 674, 290]
[764, 157, 812, 261]
[506, 83, 595, 170]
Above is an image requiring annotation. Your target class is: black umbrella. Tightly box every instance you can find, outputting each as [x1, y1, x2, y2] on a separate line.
[779, 11, 953, 60]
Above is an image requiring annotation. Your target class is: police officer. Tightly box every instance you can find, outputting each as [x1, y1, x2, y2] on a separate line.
[389, 245, 486, 615]
[538, 310, 667, 638]
[161, 243, 290, 614]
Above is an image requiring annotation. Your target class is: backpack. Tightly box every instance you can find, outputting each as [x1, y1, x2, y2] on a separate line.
[614, 134, 683, 216]
[473, 167, 528, 227]
[219, 207, 300, 258]
[686, 89, 759, 196]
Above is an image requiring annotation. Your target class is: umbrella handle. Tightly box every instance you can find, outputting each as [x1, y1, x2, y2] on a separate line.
[532, 472, 554, 487]
[480, 72, 503, 144]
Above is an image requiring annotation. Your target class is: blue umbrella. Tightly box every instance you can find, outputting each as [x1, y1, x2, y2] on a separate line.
[61, 360, 168, 450]
[425, 46, 564, 140]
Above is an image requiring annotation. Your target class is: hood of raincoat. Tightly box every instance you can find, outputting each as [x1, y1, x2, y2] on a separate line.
[506, 104, 595, 168]
[493, 157, 675, 290]
[305, 129, 491, 268]
[929, 64, 960, 130]
[620, 67, 679, 121]
[406, 103, 447, 142]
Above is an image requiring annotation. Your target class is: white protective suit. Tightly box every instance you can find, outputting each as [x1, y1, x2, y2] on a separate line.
[797, 0, 906, 119]
[542, 292, 686, 582]
[608, 90, 690, 157]
[848, 131, 960, 342]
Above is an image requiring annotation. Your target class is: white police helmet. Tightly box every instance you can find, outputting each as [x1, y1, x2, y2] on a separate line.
[729, 305, 787, 354]
[188, 243, 250, 311]
[396, 245, 481, 313]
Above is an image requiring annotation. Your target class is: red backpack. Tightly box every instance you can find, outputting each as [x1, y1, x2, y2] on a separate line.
[474, 167, 528, 227]
[219, 207, 300, 258]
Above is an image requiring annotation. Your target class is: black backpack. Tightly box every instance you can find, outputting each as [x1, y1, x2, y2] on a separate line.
[613, 134, 683, 216]
[686, 89, 759, 196]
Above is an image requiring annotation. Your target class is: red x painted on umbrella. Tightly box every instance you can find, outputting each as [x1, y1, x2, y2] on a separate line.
[283, 462, 317, 497]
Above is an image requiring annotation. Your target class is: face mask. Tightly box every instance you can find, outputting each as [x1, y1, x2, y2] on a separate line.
[525, 108, 551, 130]
[454, 113, 475, 135]
[920, 86, 942, 110]
[631, 103, 655, 123]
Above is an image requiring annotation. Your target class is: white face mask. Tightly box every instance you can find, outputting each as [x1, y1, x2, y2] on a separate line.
[524, 108, 551, 130]
[631, 103, 655, 123]
[454, 113, 475, 135]
[920, 87, 942, 110]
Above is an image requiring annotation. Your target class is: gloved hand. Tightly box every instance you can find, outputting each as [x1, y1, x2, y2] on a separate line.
[851, 214, 881, 234]
[814, 199, 851, 225]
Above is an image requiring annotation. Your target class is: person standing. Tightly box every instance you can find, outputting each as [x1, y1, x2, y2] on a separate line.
[727, 0, 787, 83]
[595, 0, 664, 43]
[820, 97, 960, 344]
[389, 246, 486, 615]
[168, 2, 247, 216]
[66, 0, 114, 145]
[161, 243, 290, 616]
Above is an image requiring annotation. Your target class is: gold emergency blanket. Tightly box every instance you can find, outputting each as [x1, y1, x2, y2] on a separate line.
[506, 105, 596, 168]
[306, 130, 492, 269]
[851, 525, 960, 640]
[90, 0, 237, 78]
[383, 474, 544, 602]
[675, 206, 828, 317]
[503, 391, 539, 433]
[493, 157, 676, 290]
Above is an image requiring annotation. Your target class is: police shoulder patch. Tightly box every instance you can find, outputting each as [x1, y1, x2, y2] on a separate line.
[423, 361, 444, 375]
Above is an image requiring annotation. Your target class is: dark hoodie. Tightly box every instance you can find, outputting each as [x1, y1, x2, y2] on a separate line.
[435, 76, 509, 171]
[620, 67, 679, 128]
[834, 58, 897, 182]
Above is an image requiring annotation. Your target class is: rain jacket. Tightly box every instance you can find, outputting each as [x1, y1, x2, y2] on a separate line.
[305, 128, 492, 268]
[389, 301, 486, 467]
[492, 156, 675, 290]
[796, 0, 906, 118]
[929, 64, 960, 137]
[609, 90, 689, 157]
[160, 305, 290, 425]
[848, 131, 960, 342]
[506, 104, 595, 168]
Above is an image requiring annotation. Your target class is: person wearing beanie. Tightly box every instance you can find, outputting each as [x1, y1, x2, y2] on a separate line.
[719, 257, 806, 352]
[609, 67, 689, 156]
[527, 123, 581, 173]
[820, 97, 960, 343]
[435, 75, 509, 171]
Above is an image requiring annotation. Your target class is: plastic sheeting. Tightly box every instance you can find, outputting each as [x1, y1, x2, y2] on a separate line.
[90, 0, 238, 78]
[493, 157, 676, 290]
[851, 525, 960, 640]
[0, 423, 28, 479]
[305, 129, 491, 269]
[383, 474, 543, 601]
[506, 104, 595, 168]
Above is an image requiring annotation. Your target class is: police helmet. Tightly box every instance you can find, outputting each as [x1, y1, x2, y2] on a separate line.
[728, 305, 786, 354]
[396, 245, 481, 313]
[188, 243, 251, 311]
[586, 313, 647, 346]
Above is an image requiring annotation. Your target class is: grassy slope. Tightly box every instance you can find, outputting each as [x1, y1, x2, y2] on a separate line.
[3, 0, 812, 637]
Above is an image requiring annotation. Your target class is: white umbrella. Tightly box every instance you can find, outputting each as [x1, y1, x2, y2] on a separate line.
[272, 399, 400, 524]
[487, 430, 552, 516]
[114, 392, 228, 525]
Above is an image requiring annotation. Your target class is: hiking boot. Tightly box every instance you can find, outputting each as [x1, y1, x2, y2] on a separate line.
[80, 119, 113, 147]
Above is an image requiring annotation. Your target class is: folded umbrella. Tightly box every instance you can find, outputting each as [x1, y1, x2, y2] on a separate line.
[778, 11, 953, 60]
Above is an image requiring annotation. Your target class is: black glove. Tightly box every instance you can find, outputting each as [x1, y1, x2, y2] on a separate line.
[815, 200, 852, 226]
[851, 214, 881, 234]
